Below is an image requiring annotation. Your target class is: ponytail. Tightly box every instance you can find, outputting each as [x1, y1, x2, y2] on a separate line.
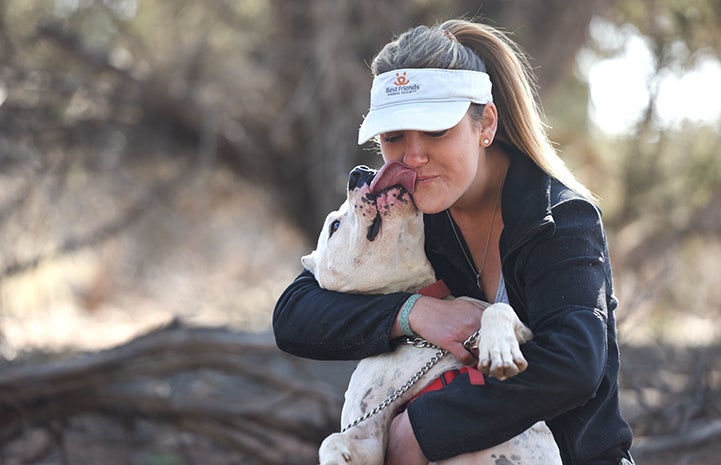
[372, 19, 597, 202]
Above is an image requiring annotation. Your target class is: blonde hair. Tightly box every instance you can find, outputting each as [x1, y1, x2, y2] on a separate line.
[371, 19, 597, 202]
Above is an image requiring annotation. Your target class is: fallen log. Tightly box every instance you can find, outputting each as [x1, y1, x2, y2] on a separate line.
[0, 320, 356, 465]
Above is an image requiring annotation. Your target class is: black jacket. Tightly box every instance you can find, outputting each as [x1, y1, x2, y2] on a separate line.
[273, 149, 633, 464]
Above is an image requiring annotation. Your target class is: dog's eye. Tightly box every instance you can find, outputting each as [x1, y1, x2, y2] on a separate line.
[329, 219, 341, 237]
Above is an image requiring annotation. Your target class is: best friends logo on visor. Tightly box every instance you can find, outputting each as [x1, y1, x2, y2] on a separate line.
[386, 72, 420, 96]
[358, 68, 493, 144]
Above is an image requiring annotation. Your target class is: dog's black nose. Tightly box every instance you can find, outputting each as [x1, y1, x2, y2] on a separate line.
[348, 165, 375, 190]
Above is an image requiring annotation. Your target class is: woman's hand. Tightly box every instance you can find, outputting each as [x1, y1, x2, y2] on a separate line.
[404, 296, 485, 365]
[386, 297, 485, 464]
[385, 410, 427, 465]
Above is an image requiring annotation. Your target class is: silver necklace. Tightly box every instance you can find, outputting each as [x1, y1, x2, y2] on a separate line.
[445, 179, 503, 289]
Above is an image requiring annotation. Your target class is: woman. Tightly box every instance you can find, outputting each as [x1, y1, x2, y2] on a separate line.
[273, 19, 634, 465]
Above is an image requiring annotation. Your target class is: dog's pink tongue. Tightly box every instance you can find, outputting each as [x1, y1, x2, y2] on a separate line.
[369, 161, 416, 194]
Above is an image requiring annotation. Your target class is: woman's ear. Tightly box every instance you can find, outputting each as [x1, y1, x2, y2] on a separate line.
[480, 102, 498, 146]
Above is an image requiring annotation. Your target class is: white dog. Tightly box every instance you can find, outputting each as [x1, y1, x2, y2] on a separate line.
[302, 162, 561, 465]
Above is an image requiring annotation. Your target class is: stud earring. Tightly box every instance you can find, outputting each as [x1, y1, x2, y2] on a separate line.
[483, 138, 490, 146]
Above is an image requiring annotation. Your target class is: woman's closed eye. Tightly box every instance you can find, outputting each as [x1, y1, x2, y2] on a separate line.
[382, 133, 403, 143]
[382, 129, 447, 143]
[424, 129, 448, 138]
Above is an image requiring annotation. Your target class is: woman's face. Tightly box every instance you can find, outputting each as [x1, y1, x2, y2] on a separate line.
[379, 113, 485, 214]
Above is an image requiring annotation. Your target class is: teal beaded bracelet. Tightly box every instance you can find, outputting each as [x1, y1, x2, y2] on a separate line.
[399, 294, 422, 337]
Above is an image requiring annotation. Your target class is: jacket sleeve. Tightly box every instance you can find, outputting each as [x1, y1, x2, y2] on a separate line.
[407, 199, 611, 461]
[273, 269, 412, 360]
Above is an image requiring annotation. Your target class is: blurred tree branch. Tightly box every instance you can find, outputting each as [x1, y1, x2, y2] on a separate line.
[0, 320, 351, 465]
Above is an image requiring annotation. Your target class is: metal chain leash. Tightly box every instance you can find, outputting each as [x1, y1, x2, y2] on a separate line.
[340, 331, 480, 433]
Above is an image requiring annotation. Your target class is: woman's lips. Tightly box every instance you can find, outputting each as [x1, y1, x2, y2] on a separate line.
[415, 174, 437, 184]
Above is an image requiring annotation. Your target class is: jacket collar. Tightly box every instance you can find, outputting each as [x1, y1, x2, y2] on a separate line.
[499, 145, 555, 256]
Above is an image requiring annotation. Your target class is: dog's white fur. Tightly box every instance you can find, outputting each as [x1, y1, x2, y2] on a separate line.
[303, 167, 561, 465]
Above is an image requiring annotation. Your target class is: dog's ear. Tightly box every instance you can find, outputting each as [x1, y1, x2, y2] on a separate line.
[301, 251, 317, 273]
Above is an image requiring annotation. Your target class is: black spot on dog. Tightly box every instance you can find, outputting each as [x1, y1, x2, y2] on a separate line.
[359, 387, 373, 414]
[367, 214, 381, 241]
[494, 455, 518, 465]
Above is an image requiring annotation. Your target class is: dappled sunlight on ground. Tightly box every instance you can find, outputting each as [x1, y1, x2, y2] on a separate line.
[0, 166, 308, 355]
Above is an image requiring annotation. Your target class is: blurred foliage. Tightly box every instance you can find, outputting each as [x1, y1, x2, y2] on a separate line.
[609, 0, 721, 65]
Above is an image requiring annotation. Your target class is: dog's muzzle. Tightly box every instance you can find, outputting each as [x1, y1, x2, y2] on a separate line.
[346, 163, 417, 242]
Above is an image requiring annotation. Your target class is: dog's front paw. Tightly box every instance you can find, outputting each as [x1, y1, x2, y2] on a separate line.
[319, 432, 385, 465]
[475, 303, 531, 381]
[319, 433, 354, 465]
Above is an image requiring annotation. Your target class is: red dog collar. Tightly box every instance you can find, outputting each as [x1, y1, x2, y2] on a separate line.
[418, 280, 452, 299]
[410, 366, 485, 404]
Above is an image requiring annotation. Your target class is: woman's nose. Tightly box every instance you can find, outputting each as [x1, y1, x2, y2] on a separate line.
[402, 135, 427, 167]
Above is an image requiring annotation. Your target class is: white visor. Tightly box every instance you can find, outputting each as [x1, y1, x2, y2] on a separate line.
[357, 68, 493, 144]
